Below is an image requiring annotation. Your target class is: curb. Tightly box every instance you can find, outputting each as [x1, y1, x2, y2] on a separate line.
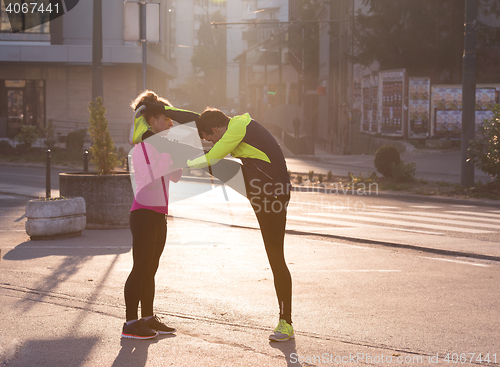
[282, 228, 500, 262]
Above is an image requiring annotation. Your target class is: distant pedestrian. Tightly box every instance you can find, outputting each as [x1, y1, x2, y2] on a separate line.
[122, 91, 182, 340]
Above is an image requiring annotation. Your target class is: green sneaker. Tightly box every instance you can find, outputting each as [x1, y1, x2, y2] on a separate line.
[269, 319, 294, 342]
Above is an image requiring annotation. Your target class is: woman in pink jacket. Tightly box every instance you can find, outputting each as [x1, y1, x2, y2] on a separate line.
[121, 91, 182, 340]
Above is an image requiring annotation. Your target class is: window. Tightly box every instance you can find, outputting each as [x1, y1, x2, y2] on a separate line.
[0, 80, 45, 138]
[210, 0, 226, 8]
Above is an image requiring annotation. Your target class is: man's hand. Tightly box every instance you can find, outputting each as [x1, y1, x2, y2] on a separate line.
[136, 100, 166, 116]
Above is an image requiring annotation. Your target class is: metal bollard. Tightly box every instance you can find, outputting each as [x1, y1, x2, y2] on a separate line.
[46, 149, 51, 199]
[83, 150, 89, 172]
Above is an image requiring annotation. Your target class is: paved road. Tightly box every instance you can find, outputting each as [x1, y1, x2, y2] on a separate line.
[1, 192, 499, 366]
[167, 181, 500, 260]
[0, 164, 76, 197]
[1, 161, 499, 366]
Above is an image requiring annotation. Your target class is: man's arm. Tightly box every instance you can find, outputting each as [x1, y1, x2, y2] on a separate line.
[164, 106, 200, 124]
[187, 114, 249, 168]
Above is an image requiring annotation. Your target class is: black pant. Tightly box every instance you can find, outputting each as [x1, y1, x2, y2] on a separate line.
[249, 194, 292, 324]
[124, 209, 167, 321]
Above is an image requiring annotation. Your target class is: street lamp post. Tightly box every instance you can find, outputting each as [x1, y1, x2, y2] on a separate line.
[141, 1, 147, 91]
[461, 0, 476, 187]
[92, 0, 103, 101]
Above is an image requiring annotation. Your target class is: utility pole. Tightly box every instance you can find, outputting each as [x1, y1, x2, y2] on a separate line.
[92, 0, 103, 101]
[461, 0, 476, 187]
[348, 0, 354, 154]
[141, 1, 147, 91]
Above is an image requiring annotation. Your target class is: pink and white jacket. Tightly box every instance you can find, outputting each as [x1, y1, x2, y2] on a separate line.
[130, 141, 182, 214]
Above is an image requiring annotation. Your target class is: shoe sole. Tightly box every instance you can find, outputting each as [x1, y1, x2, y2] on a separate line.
[121, 332, 158, 340]
[155, 329, 176, 335]
[269, 333, 295, 342]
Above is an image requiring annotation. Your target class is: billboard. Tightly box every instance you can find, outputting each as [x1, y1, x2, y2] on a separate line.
[408, 77, 431, 137]
[431, 85, 499, 137]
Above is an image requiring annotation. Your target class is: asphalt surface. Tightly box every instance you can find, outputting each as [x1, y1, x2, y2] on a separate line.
[0, 147, 499, 366]
[1, 199, 499, 367]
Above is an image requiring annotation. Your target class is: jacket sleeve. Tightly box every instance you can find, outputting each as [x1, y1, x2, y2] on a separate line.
[186, 116, 247, 168]
[170, 168, 183, 183]
[164, 106, 200, 125]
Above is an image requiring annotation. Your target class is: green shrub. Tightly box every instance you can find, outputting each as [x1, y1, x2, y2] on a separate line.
[308, 170, 315, 182]
[318, 173, 324, 183]
[88, 97, 118, 175]
[391, 161, 416, 182]
[374, 145, 401, 177]
[468, 104, 500, 182]
[66, 128, 87, 155]
[43, 121, 57, 149]
[297, 174, 303, 184]
[14, 125, 39, 148]
[327, 170, 333, 181]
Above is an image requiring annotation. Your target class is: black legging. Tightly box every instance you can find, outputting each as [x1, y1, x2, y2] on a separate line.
[124, 209, 167, 321]
[249, 194, 292, 324]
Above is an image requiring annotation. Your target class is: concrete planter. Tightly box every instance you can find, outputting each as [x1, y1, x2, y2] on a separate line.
[59, 172, 134, 229]
[25, 197, 86, 240]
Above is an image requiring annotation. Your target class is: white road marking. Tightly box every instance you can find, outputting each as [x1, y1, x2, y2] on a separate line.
[366, 206, 400, 210]
[446, 211, 500, 219]
[287, 215, 446, 235]
[305, 239, 375, 250]
[0, 195, 20, 199]
[350, 211, 500, 230]
[303, 213, 492, 234]
[329, 269, 402, 272]
[399, 211, 500, 223]
[420, 256, 490, 267]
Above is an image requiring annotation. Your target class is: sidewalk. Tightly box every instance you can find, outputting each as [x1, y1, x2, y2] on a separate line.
[278, 137, 493, 185]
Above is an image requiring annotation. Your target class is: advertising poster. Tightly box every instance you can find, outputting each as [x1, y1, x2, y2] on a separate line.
[361, 75, 371, 132]
[379, 70, 405, 135]
[431, 85, 499, 137]
[370, 75, 379, 133]
[435, 110, 495, 136]
[408, 78, 430, 136]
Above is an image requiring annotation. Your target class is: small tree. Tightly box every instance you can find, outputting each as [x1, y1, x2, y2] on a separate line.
[88, 97, 118, 175]
[468, 104, 500, 182]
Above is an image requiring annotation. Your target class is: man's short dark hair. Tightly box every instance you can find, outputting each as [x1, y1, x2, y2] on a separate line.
[197, 107, 230, 137]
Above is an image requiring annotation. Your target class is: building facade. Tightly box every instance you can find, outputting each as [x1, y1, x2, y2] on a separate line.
[0, 0, 176, 145]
